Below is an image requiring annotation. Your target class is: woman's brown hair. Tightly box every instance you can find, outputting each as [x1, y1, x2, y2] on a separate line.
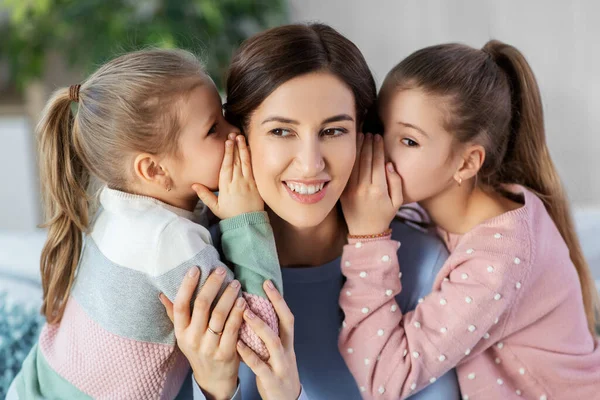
[381, 40, 599, 335]
[223, 23, 377, 132]
[38, 48, 207, 323]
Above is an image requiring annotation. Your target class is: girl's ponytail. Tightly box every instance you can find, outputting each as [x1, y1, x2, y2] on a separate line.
[484, 40, 600, 335]
[38, 87, 90, 324]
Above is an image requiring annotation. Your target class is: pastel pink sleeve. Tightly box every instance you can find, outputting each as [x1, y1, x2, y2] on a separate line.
[338, 233, 528, 399]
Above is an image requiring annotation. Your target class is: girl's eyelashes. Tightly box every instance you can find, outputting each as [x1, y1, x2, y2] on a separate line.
[401, 138, 419, 147]
[207, 123, 217, 135]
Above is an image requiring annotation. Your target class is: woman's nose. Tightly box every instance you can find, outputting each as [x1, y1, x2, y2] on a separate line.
[294, 138, 325, 177]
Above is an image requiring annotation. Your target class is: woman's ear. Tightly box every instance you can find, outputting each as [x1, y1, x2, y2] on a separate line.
[134, 153, 172, 191]
[454, 144, 486, 183]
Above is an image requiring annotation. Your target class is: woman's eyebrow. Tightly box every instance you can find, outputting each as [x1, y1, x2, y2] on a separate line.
[261, 114, 354, 126]
[321, 114, 354, 124]
[262, 116, 299, 125]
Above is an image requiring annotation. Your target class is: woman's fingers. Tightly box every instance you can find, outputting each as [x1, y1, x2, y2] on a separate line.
[372, 134, 387, 187]
[358, 133, 373, 184]
[159, 293, 174, 324]
[219, 296, 247, 354]
[204, 279, 241, 347]
[237, 340, 271, 378]
[263, 280, 295, 350]
[242, 309, 285, 371]
[190, 266, 228, 332]
[172, 267, 201, 335]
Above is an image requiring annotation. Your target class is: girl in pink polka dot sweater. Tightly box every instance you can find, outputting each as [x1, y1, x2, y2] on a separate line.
[338, 40, 600, 400]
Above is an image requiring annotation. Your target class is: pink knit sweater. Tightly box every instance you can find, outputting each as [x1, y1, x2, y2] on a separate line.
[339, 186, 600, 400]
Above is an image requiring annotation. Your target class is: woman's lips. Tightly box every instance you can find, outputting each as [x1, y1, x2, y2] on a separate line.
[283, 181, 329, 204]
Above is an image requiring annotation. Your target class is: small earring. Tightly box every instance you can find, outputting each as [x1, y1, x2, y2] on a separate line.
[165, 179, 173, 192]
[456, 177, 462, 186]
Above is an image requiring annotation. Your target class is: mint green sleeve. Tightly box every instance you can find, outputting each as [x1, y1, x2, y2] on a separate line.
[219, 211, 283, 297]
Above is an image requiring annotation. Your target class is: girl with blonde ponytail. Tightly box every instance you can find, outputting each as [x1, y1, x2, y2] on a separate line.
[8, 49, 284, 400]
[338, 40, 600, 399]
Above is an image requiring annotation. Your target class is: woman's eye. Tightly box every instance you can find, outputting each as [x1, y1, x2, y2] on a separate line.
[321, 128, 347, 137]
[269, 128, 292, 137]
[207, 124, 217, 135]
[402, 138, 419, 147]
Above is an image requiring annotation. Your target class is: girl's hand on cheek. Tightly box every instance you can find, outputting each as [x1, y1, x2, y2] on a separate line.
[341, 133, 404, 236]
[192, 133, 264, 220]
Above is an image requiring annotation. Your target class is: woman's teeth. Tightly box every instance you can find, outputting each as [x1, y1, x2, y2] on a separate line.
[286, 182, 325, 195]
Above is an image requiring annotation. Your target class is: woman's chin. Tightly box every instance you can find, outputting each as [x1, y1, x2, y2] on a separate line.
[269, 202, 336, 230]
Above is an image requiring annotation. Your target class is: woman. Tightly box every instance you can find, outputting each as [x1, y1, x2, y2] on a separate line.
[164, 23, 461, 400]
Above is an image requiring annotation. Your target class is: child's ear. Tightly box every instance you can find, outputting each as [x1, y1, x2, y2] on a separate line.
[134, 153, 172, 190]
[455, 144, 486, 183]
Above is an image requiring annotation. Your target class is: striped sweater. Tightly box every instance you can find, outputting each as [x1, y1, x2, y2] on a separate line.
[14, 187, 283, 399]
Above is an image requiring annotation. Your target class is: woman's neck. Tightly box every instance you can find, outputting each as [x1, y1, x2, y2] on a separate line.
[421, 184, 522, 235]
[268, 206, 348, 268]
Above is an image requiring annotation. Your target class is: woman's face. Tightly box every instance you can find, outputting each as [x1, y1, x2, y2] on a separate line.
[245, 72, 357, 228]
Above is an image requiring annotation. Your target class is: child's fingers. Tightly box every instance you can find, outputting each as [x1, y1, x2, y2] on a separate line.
[237, 340, 271, 378]
[192, 184, 219, 214]
[232, 135, 242, 180]
[385, 162, 404, 208]
[242, 309, 286, 371]
[159, 293, 174, 324]
[220, 139, 235, 184]
[358, 133, 373, 184]
[349, 133, 364, 187]
[172, 267, 201, 334]
[236, 135, 253, 179]
[372, 134, 387, 188]
[263, 280, 295, 351]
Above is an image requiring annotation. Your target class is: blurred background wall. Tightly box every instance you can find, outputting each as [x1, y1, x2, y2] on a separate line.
[1, 0, 599, 231]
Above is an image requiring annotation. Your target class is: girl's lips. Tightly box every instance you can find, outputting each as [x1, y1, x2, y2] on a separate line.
[283, 181, 329, 204]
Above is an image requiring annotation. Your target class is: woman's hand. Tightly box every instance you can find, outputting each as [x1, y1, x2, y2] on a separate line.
[160, 266, 246, 400]
[236, 280, 302, 400]
[341, 133, 404, 236]
[193, 133, 263, 219]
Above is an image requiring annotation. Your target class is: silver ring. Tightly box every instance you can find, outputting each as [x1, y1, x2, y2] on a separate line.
[207, 326, 223, 336]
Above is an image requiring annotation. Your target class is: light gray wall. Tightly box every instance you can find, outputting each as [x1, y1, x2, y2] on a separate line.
[0, 116, 40, 231]
[290, 0, 600, 206]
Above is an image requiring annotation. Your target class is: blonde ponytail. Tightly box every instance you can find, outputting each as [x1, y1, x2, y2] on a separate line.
[38, 88, 90, 324]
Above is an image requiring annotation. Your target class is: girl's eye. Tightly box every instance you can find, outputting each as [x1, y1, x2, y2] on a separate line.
[321, 128, 348, 137]
[207, 124, 217, 135]
[269, 128, 292, 137]
[402, 138, 419, 147]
